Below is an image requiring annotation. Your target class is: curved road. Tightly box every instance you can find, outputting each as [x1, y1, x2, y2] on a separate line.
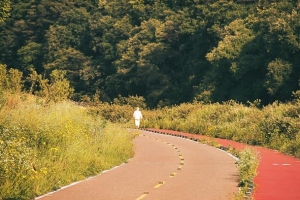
[36, 130, 239, 200]
[145, 128, 300, 200]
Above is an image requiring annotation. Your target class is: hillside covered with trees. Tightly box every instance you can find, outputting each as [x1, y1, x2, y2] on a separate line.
[1, 0, 300, 107]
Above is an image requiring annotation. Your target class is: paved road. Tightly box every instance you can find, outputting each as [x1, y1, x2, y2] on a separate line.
[145, 128, 300, 200]
[36, 130, 239, 200]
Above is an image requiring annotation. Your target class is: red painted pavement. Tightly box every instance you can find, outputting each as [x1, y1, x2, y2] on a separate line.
[144, 128, 300, 200]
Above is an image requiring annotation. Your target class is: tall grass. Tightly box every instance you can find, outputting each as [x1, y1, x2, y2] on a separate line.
[91, 99, 300, 160]
[142, 101, 300, 159]
[234, 148, 260, 200]
[0, 93, 135, 199]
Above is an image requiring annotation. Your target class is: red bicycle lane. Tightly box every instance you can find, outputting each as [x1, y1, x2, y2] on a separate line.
[144, 128, 300, 200]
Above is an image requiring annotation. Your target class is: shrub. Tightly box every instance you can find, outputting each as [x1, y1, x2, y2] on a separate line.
[0, 64, 24, 93]
[31, 69, 74, 103]
[113, 95, 146, 109]
[94, 103, 134, 123]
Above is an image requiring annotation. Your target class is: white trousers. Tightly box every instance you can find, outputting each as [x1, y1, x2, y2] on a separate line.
[135, 119, 141, 128]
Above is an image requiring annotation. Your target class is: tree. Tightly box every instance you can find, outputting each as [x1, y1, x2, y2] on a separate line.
[44, 47, 91, 92]
[204, 17, 265, 103]
[87, 13, 133, 100]
[250, 2, 300, 102]
[110, 18, 173, 106]
[203, 1, 300, 104]
[264, 59, 292, 97]
[17, 42, 42, 74]
[0, 64, 23, 93]
[30, 69, 74, 103]
[0, 0, 11, 23]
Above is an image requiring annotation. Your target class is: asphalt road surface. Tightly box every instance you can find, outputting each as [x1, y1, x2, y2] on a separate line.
[36, 130, 239, 200]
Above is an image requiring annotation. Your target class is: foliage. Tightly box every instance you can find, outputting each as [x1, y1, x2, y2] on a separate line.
[142, 100, 300, 159]
[237, 148, 259, 186]
[92, 103, 134, 123]
[0, 0, 11, 23]
[0, 93, 135, 199]
[235, 148, 260, 200]
[0, 64, 23, 93]
[113, 95, 147, 108]
[264, 59, 292, 96]
[34, 69, 75, 103]
[1, 0, 299, 107]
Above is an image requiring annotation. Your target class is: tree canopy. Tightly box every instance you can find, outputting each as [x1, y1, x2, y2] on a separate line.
[1, 0, 300, 107]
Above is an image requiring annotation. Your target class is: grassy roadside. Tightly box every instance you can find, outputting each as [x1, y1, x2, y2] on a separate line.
[0, 93, 136, 200]
[141, 101, 300, 159]
[235, 148, 259, 200]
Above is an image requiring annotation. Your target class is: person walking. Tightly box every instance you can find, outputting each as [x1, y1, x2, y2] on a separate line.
[133, 107, 143, 129]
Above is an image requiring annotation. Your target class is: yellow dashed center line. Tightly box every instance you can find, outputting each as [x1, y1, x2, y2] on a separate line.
[154, 181, 165, 188]
[140, 134, 187, 199]
[136, 192, 149, 200]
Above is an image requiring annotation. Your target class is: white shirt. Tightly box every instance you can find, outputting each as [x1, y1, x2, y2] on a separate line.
[133, 110, 142, 119]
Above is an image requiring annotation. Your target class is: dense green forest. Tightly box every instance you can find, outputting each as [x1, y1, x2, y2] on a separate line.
[1, 0, 300, 107]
